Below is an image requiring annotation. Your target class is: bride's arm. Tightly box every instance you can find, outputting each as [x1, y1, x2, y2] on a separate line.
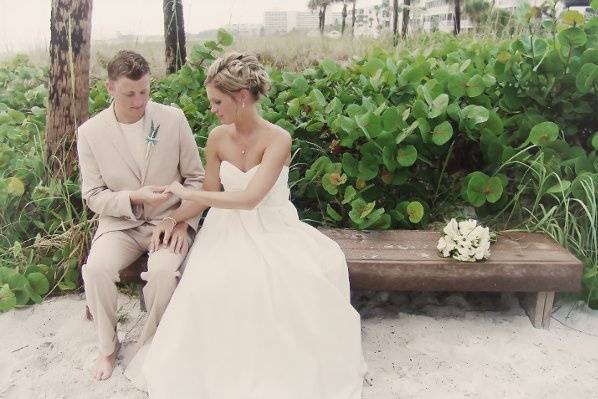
[167, 131, 291, 211]
[166, 129, 223, 221]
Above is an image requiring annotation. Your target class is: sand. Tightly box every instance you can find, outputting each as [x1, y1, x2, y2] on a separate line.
[1, 291, 597, 399]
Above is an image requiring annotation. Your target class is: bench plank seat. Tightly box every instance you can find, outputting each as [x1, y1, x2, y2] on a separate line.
[87, 229, 583, 330]
[319, 229, 583, 329]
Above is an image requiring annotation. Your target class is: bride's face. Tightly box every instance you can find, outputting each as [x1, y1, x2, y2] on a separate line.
[206, 84, 240, 124]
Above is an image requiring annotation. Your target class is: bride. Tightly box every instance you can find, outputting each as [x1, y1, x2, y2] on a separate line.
[126, 51, 367, 398]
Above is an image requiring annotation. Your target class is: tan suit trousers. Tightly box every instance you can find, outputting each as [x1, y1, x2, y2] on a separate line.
[82, 223, 190, 356]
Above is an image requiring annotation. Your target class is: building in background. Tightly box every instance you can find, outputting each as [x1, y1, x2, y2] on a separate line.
[264, 10, 331, 34]
[261, 0, 589, 38]
[222, 23, 262, 36]
[405, 0, 560, 34]
[264, 11, 288, 34]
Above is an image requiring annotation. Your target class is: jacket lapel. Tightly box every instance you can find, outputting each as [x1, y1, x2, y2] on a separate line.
[141, 102, 157, 184]
[105, 103, 142, 181]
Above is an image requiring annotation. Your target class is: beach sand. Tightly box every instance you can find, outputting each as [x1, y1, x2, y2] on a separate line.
[1, 291, 597, 398]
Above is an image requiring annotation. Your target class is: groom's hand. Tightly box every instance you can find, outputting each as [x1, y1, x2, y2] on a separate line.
[167, 222, 190, 255]
[130, 185, 171, 205]
[149, 220, 189, 254]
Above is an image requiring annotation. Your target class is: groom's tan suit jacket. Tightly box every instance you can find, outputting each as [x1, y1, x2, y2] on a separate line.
[77, 100, 205, 241]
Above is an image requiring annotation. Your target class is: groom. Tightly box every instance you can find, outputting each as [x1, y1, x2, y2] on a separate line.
[76, 50, 204, 380]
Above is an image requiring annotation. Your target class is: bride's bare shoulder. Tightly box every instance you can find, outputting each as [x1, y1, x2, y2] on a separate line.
[265, 123, 291, 146]
[207, 124, 234, 144]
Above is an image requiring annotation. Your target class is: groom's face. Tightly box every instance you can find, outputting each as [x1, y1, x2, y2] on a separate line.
[107, 74, 150, 122]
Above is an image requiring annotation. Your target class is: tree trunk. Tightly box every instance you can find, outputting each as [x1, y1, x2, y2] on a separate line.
[351, 0, 357, 36]
[453, 0, 461, 35]
[341, 2, 347, 35]
[401, 0, 410, 38]
[163, 0, 187, 74]
[46, 0, 92, 179]
[319, 5, 328, 34]
[392, 0, 399, 45]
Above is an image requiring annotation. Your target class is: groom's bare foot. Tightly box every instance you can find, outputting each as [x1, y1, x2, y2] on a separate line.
[94, 342, 120, 381]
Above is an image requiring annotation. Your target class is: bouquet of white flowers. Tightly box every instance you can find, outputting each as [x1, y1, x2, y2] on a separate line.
[437, 218, 491, 262]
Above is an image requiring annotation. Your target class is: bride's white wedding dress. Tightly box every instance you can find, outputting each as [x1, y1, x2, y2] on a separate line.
[125, 160, 367, 398]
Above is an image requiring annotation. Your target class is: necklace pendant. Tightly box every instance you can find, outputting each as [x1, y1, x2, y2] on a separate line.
[241, 150, 246, 155]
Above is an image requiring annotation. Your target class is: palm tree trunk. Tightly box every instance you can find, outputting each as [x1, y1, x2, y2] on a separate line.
[351, 0, 357, 36]
[163, 0, 187, 74]
[320, 4, 328, 34]
[46, 0, 92, 179]
[453, 0, 461, 35]
[401, 0, 410, 39]
[341, 1, 347, 35]
[392, 0, 399, 45]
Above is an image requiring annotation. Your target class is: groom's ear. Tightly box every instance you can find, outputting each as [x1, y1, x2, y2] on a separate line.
[106, 79, 115, 96]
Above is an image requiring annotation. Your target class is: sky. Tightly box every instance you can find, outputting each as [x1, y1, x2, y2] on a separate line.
[0, 0, 381, 54]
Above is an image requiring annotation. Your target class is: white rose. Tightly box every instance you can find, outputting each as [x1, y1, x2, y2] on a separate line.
[443, 218, 459, 238]
[469, 225, 484, 241]
[437, 236, 447, 252]
[474, 246, 486, 260]
[458, 219, 478, 236]
[480, 227, 490, 242]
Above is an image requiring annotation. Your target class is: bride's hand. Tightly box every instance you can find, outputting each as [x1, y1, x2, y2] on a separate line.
[163, 181, 190, 200]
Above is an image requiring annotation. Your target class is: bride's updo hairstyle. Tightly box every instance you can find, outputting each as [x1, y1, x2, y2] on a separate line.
[205, 52, 271, 100]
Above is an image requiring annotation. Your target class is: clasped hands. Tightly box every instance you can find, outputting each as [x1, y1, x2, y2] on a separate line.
[131, 182, 197, 255]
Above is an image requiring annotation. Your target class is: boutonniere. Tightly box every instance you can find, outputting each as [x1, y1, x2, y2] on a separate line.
[145, 120, 160, 159]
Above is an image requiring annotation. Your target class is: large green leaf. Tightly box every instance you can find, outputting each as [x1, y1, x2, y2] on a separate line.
[486, 177, 504, 203]
[326, 204, 343, 222]
[406, 201, 424, 223]
[447, 75, 466, 98]
[305, 156, 332, 181]
[358, 155, 379, 181]
[461, 105, 489, 125]
[342, 186, 357, 204]
[320, 58, 339, 75]
[466, 172, 489, 207]
[558, 27, 587, 48]
[0, 284, 16, 312]
[342, 153, 358, 177]
[382, 107, 400, 132]
[529, 121, 559, 146]
[428, 94, 449, 119]
[291, 76, 309, 97]
[575, 63, 598, 94]
[27, 272, 49, 296]
[397, 145, 417, 167]
[6, 177, 25, 196]
[432, 121, 454, 146]
[466, 75, 485, 97]
[356, 111, 382, 138]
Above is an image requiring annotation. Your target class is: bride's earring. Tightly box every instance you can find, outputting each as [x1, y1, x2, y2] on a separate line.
[242, 101, 245, 109]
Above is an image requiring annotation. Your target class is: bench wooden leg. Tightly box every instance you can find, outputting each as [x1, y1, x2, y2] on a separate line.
[85, 305, 93, 321]
[519, 291, 555, 329]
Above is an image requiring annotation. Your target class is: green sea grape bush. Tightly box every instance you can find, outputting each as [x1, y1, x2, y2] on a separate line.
[3, 8, 598, 311]
[0, 56, 93, 311]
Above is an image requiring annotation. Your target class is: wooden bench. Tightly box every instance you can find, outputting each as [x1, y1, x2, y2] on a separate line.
[319, 229, 583, 329]
[85, 229, 583, 329]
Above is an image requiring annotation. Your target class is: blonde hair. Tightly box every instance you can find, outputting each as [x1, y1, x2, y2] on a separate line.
[205, 52, 271, 100]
